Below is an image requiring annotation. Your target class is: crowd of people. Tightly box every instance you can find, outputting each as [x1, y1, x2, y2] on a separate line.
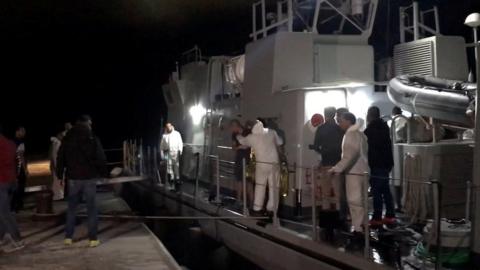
[225, 106, 401, 248]
[0, 115, 107, 253]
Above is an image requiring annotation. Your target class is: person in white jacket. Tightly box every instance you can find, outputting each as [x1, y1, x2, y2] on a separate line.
[49, 132, 65, 200]
[237, 120, 283, 215]
[160, 123, 183, 191]
[329, 112, 369, 234]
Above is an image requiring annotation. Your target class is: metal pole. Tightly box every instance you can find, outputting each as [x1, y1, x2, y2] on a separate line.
[413, 1, 420, 40]
[277, 1, 282, 26]
[466, 181, 472, 221]
[311, 166, 318, 241]
[433, 6, 440, 34]
[216, 156, 221, 204]
[195, 153, 200, 206]
[399, 7, 405, 43]
[474, 28, 479, 68]
[252, 3, 257, 40]
[273, 163, 280, 228]
[363, 172, 370, 259]
[261, 0, 267, 38]
[472, 25, 480, 258]
[432, 180, 442, 270]
[287, 0, 293, 32]
[312, 0, 322, 33]
[242, 158, 248, 216]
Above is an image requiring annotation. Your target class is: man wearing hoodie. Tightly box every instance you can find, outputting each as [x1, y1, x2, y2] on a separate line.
[237, 120, 283, 215]
[364, 106, 395, 226]
[329, 112, 369, 237]
[56, 115, 107, 248]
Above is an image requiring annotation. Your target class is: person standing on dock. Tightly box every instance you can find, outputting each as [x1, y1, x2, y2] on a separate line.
[329, 112, 369, 246]
[0, 124, 25, 253]
[56, 115, 107, 248]
[236, 120, 283, 216]
[11, 126, 28, 213]
[364, 106, 395, 227]
[160, 122, 183, 191]
[49, 131, 65, 201]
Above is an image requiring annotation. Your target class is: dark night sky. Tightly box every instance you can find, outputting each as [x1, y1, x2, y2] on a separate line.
[0, 0, 479, 156]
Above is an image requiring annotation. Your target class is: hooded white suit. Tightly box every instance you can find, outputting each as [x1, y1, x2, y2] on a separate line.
[160, 128, 183, 183]
[237, 121, 283, 212]
[331, 119, 369, 232]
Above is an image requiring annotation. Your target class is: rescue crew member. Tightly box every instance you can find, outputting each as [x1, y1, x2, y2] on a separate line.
[364, 106, 395, 226]
[57, 115, 107, 248]
[329, 113, 369, 241]
[237, 120, 283, 216]
[160, 122, 183, 191]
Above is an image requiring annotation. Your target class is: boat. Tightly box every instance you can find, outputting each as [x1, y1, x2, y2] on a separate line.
[123, 1, 479, 269]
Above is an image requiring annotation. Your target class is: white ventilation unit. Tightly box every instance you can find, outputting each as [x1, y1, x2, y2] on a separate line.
[393, 36, 468, 81]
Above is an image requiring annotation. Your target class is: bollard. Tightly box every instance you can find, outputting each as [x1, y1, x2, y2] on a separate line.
[363, 172, 370, 260]
[311, 166, 318, 241]
[242, 158, 248, 216]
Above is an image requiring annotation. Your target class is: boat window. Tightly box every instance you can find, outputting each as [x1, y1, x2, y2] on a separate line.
[304, 89, 347, 123]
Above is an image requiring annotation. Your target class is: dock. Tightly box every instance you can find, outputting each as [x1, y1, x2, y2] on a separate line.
[0, 192, 181, 270]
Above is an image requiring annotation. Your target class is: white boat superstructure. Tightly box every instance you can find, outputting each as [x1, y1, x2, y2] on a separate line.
[131, 1, 480, 269]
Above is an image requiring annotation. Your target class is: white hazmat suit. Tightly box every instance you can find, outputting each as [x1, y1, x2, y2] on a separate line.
[237, 121, 283, 212]
[331, 119, 369, 232]
[160, 128, 183, 186]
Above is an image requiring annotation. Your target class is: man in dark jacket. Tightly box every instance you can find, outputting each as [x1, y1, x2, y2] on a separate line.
[56, 115, 107, 247]
[312, 107, 344, 211]
[364, 106, 395, 226]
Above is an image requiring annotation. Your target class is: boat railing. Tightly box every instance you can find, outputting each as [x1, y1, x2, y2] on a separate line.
[127, 140, 476, 268]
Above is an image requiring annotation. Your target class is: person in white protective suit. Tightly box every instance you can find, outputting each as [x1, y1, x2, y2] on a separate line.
[49, 131, 65, 200]
[160, 123, 183, 191]
[236, 120, 283, 215]
[329, 112, 369, 241]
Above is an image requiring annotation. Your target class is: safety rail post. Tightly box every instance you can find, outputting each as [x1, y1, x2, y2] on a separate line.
[215, 156, 221, 204]
[252, 3, 257, 40]
[287, 0, 293, 32]
[413, 1, 420, 40]
[273, 162, 280, 228]
[261, 0, 267, 38]
[466, 181, 472, 221]
[242, 158, 248, 216]
[311, 166, 318, 241]
[194, 152, 200, 207]
[122, 141, 127, 169]
[363, 172, 370, 260]
[431, 179, 442, 270]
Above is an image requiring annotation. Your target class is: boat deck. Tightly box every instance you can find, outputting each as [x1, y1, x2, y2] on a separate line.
[0, 193, 181, 270]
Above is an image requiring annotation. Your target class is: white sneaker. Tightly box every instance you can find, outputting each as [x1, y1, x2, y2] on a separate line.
[2, 240, 25, 253]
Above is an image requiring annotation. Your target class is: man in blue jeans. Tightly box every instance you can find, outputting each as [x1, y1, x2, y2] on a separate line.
[364, 107, 395, 227]
[0, 125, 25, 253]
[56, 115, 107, 247]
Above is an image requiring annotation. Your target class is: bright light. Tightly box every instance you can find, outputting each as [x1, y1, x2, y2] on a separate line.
[301, 81, 369, 91]
[189, 104, 207, 125]
[465, 13, 480, 28]
[304, 90, 346, 123]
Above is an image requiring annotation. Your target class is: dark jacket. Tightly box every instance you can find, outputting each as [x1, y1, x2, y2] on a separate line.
[364, 119, 394, 170]
[56, 125, 107, 180]
[0, 135, 17, 184]
[313, 120, 344, 166]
